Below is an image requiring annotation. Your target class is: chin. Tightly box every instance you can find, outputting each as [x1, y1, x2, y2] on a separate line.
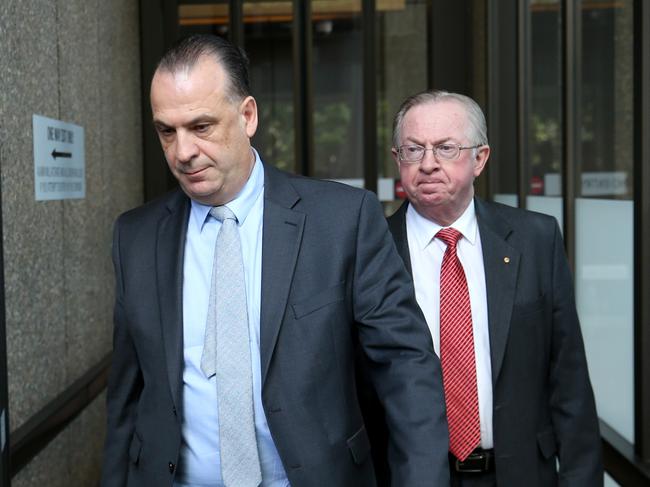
[417, 197, 445, 208]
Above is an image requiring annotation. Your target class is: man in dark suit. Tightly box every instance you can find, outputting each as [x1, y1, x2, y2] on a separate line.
[386, 90, 603, 486]
[101, 35, 449, 487]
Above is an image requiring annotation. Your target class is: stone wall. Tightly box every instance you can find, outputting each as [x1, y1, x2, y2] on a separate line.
[0, 1, 143, 485]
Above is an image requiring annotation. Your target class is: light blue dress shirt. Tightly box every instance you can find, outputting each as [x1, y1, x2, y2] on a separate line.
[174, 152, 290, 487]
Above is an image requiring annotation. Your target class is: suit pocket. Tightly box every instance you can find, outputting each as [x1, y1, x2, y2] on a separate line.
[537, 429, 557, 459]
[129, 431, 142, 464]
[292, 282, 345, 319]
[347, 424, 371, 465]
[513, 293, 547, 319]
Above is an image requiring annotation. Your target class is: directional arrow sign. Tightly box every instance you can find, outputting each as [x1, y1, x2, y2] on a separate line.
[33, 114, 85, 200]
[51, 149, 72, 160]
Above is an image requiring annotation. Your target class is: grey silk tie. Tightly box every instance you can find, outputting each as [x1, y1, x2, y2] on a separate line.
[200, 206, 262, 487]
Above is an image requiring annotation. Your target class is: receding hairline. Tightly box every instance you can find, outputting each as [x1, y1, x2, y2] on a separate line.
[392, 90, 488, 148]
[395, 99, 469, 143]
[155, 49, 220, 76]
[151, 53, 240, 101]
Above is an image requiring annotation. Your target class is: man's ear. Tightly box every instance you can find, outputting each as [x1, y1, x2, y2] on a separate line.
[391, 147, 400, 169]
[240, 96, 258, 138]
[473, 145, 490, 178]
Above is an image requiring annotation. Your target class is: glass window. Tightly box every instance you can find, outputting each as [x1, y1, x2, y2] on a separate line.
[576, 0, 634, 444]
[488, 2, 519, 208]
[604, 473, 622, 486]
[526, 0, 563, 227]
[377, 0, 428, 214]
[244, 1, 295, 172]
[178, 2, 295, 172]
[312, 0, 363, 180]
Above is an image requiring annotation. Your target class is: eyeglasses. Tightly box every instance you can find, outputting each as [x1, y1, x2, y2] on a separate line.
[397, 143, 483, 164]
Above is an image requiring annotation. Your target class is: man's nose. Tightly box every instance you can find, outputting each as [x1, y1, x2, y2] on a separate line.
[175, 131, 199, 164]
[419, 148, 440, 172]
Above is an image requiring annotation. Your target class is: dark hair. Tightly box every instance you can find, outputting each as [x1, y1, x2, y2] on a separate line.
[156, 34, 251, 101]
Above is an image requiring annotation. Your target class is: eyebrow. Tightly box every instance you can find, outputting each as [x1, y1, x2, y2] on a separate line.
[403, 136, 456, 146]
[152, 114, 219, 128]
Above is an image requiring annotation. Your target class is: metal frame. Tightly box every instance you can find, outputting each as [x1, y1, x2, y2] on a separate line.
[517, 0, 531, 209]
[228, 0, 243, 48]
[292, 0, 313, 177]
[426, 0, 433, 89]
[561, 0, 579, 268]
[508, 0, 650, 482]
[486, 0, 518, 202]
[485, 0, 499, 201]
[429, 0, 471, 94]
[601, 420, 650, 484]
[362, 0, 377, 193]
[140, 0, 179, 201]
[634, 0, 650, 467]
[9, 355, 110, 477]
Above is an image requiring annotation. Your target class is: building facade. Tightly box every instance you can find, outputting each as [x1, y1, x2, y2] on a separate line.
[0, 0, 648, 485]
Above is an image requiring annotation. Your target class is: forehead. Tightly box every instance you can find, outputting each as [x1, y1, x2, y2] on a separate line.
[151, 55, 229, 106]
[401, 100, 469, 140]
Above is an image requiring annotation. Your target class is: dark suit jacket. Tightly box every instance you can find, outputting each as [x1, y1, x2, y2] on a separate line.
[386, 198, 603, 487]
[101, 164, 449, 487]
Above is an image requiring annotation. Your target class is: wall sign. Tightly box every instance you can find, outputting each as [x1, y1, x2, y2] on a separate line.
[32, 114, 85, 200]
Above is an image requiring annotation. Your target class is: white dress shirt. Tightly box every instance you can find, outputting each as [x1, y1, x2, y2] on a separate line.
[174, 151, 290, 486]
[405, 200, 494, 449]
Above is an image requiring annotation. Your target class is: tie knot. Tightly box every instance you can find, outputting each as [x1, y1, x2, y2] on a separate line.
[210, 206, 237, 223]
[436, 227, 463, 248]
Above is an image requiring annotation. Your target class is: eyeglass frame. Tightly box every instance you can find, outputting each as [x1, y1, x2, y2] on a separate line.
[395, 142, 486, 164]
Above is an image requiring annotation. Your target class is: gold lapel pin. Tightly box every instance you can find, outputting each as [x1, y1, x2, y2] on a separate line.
[503, 257, 510, 264]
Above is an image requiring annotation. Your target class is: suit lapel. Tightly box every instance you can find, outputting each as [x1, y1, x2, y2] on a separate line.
[260, 166, 305, 384]
[392, 198, 519, 385]
[475, 198, 519, 385]
[156, 190, 190, 414]
[387, 201, 413, 274]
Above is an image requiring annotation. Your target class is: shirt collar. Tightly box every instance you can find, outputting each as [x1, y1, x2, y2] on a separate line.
[190, 148, 265, 231]
[406, 199, 478, 250]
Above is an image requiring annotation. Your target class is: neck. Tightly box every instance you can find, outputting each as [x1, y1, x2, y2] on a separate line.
[414, 195, 473, 227]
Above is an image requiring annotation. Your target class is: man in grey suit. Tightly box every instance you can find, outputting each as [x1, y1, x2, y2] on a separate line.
[385, 90, 603, 486]
[101, 35, 449, 487]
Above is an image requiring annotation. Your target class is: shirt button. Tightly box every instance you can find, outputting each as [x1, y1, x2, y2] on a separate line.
[169, 462, 175, 473]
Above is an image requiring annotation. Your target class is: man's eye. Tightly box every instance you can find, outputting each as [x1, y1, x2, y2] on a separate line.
[406, 146, 423, 153]
[437, 144, 456, 154]
[194, 124, 210, 133]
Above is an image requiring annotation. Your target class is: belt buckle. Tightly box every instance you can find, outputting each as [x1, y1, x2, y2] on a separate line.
[454, 451, 490, 473]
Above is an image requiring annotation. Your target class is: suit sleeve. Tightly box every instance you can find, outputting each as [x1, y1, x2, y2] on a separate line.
[100, 218, 143, 487]
[352, 191, 450, 486]
[548, 221, 603, 486]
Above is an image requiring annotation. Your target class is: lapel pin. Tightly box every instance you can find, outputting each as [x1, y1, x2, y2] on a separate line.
[503, 257, 510, 264]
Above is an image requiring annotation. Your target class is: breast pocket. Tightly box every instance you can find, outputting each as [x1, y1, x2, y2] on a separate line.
[512, 293, 548, 320]
[347, 424, 371, 465]
[291, 282, 345, 320]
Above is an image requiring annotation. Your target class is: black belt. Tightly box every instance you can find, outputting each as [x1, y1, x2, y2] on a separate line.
[449, 448, 495, 473]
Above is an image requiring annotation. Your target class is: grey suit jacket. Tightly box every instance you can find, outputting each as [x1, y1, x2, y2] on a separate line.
[101, 165, 449, 487]
[386, 198, 603, 486]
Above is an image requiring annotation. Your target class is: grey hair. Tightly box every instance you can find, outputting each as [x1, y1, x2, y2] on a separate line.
[392, 90, 488, 149]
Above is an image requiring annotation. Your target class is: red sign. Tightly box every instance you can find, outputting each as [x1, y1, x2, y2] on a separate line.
[530, 176, 544, 195]
[395, 180, 406, 200]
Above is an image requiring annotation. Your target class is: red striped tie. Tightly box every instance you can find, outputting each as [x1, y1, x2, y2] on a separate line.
[437, 227, 481, 461]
